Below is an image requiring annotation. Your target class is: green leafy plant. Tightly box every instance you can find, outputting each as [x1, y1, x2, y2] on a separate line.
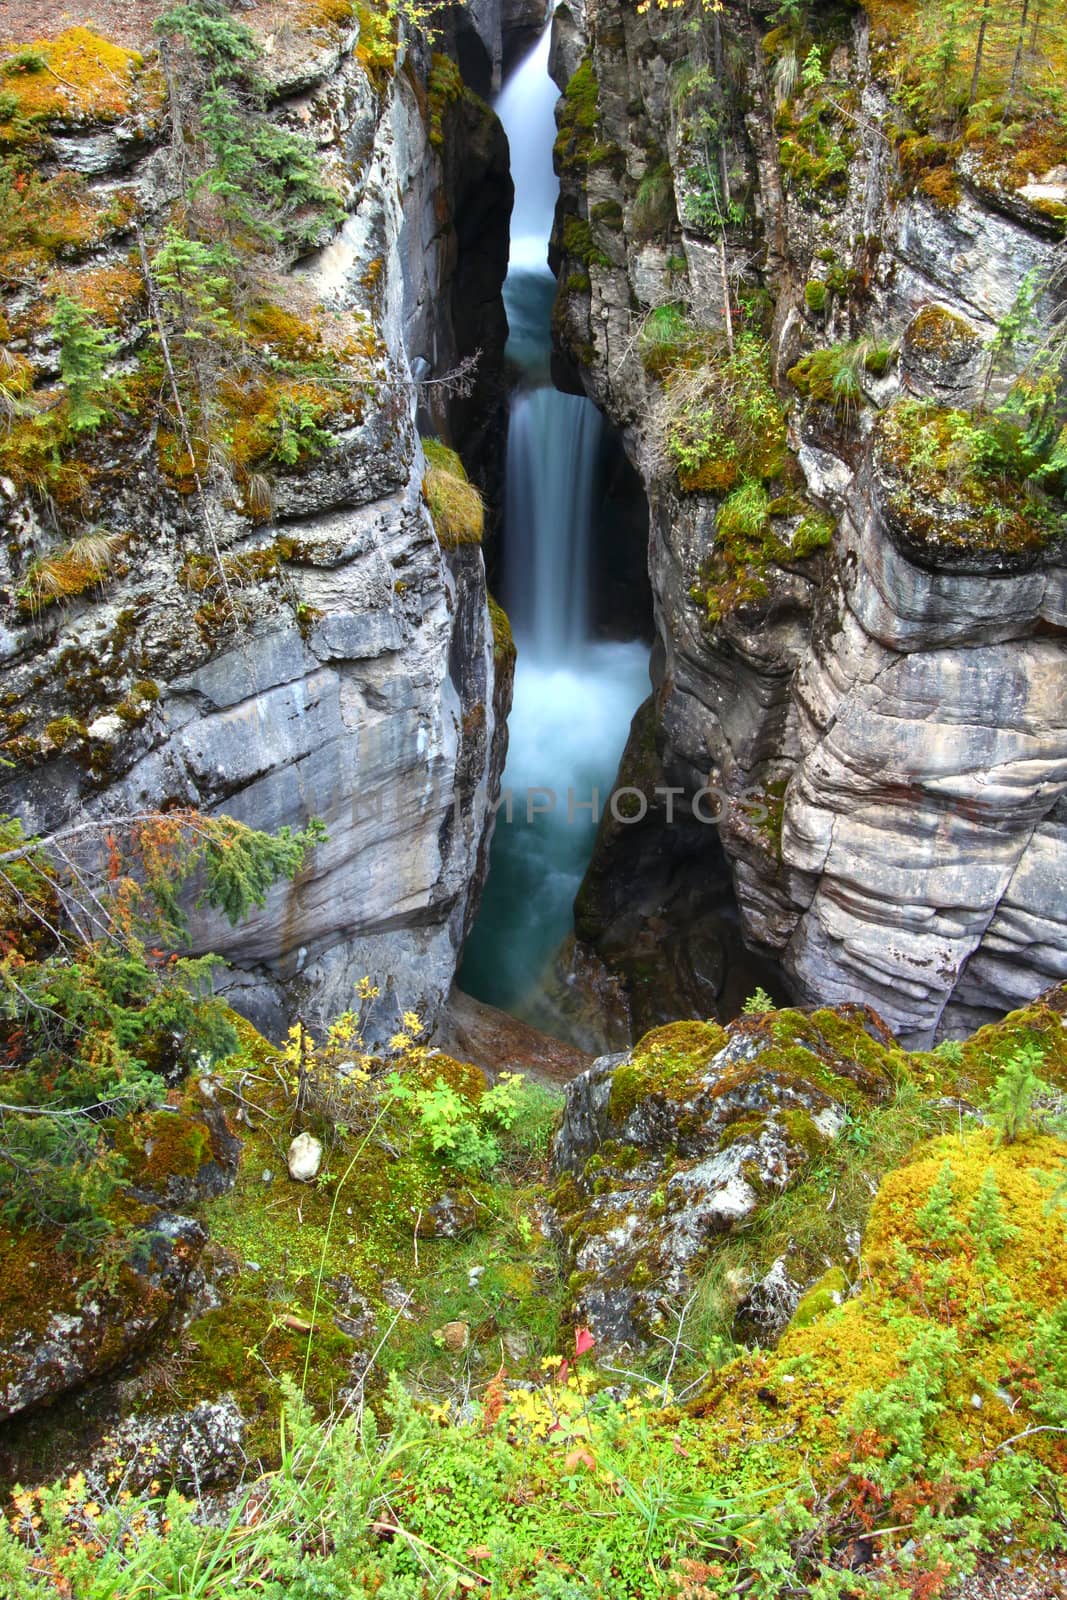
[0, 810, 325, 1253]
[155, 1, 344, 253]
[386, 1068, 531, 1176]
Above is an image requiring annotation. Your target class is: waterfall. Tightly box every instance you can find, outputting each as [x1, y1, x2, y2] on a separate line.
[459, 22, 650, 1024]
[494, 23, 559, 276]
[504, 389, 602, 657]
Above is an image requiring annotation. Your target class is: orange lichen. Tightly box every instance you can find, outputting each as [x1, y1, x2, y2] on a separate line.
[917, 164, 961, 208]
[0, 169, 139, 280]
[0, 28, 153, 136]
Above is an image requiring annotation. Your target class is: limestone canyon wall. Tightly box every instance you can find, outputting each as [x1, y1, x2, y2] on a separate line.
[551, 0, 1067, 1044]
[0, 5, 522, 1038]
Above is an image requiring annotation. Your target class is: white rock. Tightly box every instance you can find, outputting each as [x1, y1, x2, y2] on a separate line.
[287, 1132, 324, 1183]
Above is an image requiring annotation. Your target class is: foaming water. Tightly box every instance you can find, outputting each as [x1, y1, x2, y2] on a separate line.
[504, 388, 604, 656]
[461, 643, 649, 1008]
[458, 25, 650, 1020]
[494, 25, 558, 276]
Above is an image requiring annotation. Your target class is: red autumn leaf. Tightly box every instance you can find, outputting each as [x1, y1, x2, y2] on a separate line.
[555, 1358, 569, 1385]
[564, 1448, 595, 1473]
[574, 1327, 595, 1358]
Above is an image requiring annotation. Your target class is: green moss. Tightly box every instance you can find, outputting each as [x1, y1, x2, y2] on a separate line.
[590, 199, 623, 230]
[422, 438, 484, 549]
[426, 52, 462, 147]
[804, 279, 828, 313]
[632, 162, 675, 241]
[43, 715, 86, 747]
[113, 1107, 211, 1191]
[791, 1266, 849, 1328]
[877, 398, 1061, 557]
[791, 510, 834, 557]
[787, 342, 866, 417]
[561, 215, 609, 269]
[609, 1021, 727, 1120]
[553, 58, 599, 173]
[488, 594, 515, 668]
[778, 92, 856, 198]
[660, 332, 787, 498]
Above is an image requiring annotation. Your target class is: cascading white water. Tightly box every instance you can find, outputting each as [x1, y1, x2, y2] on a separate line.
[504, 388, 601, 656]
[459, 22, 649, 1019]
[494, 24, 559, 276]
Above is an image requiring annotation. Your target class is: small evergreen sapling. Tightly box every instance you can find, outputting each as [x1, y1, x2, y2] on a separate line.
[988, 1041, 1046, 1144]
[50, 294, 120, 433]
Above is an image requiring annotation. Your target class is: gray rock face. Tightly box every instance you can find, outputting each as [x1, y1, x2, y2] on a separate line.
[551, 0, 1067, 1043]
[91, 1398, 247, 1494]
[0, 27, 512, 1039]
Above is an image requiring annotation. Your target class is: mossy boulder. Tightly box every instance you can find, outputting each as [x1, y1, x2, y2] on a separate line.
[900, 302, 986, 408]
[548, 1006, 898, 1350]
[873, 397, 1062, 572]
[789, 1264, 849, 1329]
[0, 1213, 206, 1422]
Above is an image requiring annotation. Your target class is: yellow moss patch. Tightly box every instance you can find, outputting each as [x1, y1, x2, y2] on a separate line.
[488, 594, 515, 667]
[47, 261, 142, 325]
[0, 28, 152, 137]
[865, 1128, 1066, 1287]
[427, 53, 463, 147]
[691, 1128, 1067, 1496]
[16, 530, 125, 617]
[244, 301, 327, 363]
[354, 0, 398, 87]
[422, 438, 485, 549]
[0, 400, 91, 508]
[300, 0, 357, 29]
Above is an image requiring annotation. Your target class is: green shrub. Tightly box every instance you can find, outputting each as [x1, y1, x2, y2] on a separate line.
[988, 1042, 1047, 1144]
[0, 810, 324, 1255]
[742, 985, 775, 1015]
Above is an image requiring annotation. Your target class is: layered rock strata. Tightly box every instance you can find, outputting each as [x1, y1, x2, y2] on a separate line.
[550, 0, 1067, 1043]
[0, 13, 515, 1037]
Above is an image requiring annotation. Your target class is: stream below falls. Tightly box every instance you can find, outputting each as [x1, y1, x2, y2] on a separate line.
[459, 25, 650, 1025]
